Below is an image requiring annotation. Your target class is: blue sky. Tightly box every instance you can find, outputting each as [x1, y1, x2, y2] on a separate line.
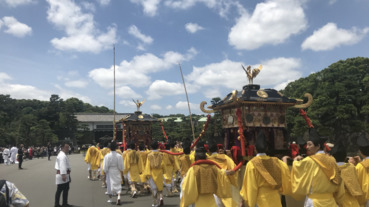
[0, 0, 368, 115]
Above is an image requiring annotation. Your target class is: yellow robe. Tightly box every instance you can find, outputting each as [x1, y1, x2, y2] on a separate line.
[84, 146, 102, 170]
[170, 147, 181, 179]
[100, 147, 111, 176]
[240, 154, 291, 207]
[139, 150, 150, 183]
[144, 150, 165, 191]
[178, 154, 193, 178]
[208, 153, 240, 207]
[356, 158, 369, 206]
[291, 153, 345, 207]
[162, 152, 179, 184]
[180, 164, 232, 207]
[189, 150, 196, 163]
[123, 149, 143, 182]
[337, 163, 362, 207]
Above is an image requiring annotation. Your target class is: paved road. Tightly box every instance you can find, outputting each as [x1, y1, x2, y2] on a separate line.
[0, 154, 181, 207]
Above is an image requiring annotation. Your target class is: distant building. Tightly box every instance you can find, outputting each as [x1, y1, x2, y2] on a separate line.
[75, 113, 130, 142]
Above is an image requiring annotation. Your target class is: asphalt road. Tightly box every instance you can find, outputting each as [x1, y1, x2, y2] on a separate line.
[0, 154, 181, 207]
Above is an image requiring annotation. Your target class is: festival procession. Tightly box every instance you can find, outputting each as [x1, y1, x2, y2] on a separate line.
[2, 63, 369, 207]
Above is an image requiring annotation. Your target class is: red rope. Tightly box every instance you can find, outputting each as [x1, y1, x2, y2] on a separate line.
[159, 150, 184, 155]
[190, 114, 211, 149]
[190, 159, 221, 169]
[233, 108, 246, 171]
[299, 109, 314, 128]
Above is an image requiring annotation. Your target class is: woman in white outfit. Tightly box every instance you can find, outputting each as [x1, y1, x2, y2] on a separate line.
[103, 141, 124, 205]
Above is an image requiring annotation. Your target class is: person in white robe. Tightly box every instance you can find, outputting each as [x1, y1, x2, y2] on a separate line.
[10, 146, 18, 164]
[103, 141, 124, 205]
[2, 147, 10, 165]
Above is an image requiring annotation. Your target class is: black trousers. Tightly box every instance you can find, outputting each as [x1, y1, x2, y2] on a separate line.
[18, 157, 23, 169]
[55, 182, 70, 206]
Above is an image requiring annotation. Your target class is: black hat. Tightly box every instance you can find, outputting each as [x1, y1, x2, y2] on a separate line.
[307, 128, 327, 145]
[330, 139, 346, 159]
[296, 136, 306, 145]
[255, 130, 266, 152]
[357, 133, 369, 147]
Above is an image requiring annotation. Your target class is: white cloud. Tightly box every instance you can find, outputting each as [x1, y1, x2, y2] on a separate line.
[64, 80, 88, 88]
[89, 48, 197, 88]
[175, 101, 199, 111]
[128, 25, 153, 44]
[97, 0, 111, 6]
[46, 0, 117, 53]
[164, 0, 241, 18]
[301, 23, 369, 51]
[0, 19, 3, 30]
[130, 0, 161, 16]
[119, 100, 136, 108]
[1, 16, 32, 37]
[0, 72, 12, 82]
[114, 86, 142, 99]
[151, 104, 162, 110]
[203, 88, 221, 99]
[329, 0, 337, 5]
[146, 80, 198, 100]
[0, 83, 50, 101]
[186, 57, 302, 90]
[54, 84, 92, 103]
[4, 0, 34, 7]
[166, 105, 173, 110]
[185, 22, 204, 34]
[228, 0, 307, 50]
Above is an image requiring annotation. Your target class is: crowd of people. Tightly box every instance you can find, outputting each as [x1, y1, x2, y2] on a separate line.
[77, 128, 369, 207]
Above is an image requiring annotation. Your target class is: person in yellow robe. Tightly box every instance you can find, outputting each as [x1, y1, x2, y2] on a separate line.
[208, 141, 240, 207]
[84, 145, 102, 180]
[138, 143, 151, 194]
[330, 139, 363, 207]
[162, 140, 179, 196]
[144, 141, 166, 207]
[100, 142, 111, 188]
[178, 140, 193, 179]
[180, 146, 233, 207]
[355, 133, 369, 207]
[169, 140, 181, 193]
[290, 128, 345, 207]
[123, 142, 143, 198]
[241, 131, 291, 207]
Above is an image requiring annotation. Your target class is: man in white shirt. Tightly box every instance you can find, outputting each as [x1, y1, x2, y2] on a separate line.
[54, 142, 71, 207]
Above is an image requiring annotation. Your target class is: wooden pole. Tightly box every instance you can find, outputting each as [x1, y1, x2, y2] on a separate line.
[179, 63, 196, 141]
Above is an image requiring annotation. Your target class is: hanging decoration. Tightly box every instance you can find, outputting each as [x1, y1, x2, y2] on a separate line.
[232, 108, 246, 171]
[299, 109, 314, 128]
[122, 123, 126, 150]
[160, 122, 169, 141]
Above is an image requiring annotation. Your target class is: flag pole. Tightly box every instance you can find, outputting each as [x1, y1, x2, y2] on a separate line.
[113, 45, 116, 140]
[179, 63, 196, 141]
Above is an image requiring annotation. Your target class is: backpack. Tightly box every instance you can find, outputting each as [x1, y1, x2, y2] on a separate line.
[0, 179, 10, 207]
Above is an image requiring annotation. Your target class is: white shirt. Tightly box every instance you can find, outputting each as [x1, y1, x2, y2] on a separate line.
[55, 151, 71, 184]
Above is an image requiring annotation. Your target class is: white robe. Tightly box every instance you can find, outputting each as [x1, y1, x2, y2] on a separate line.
[10, 146, 18, 163]
[2, 148, 10, 164]
[103, 151, 124, 194]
